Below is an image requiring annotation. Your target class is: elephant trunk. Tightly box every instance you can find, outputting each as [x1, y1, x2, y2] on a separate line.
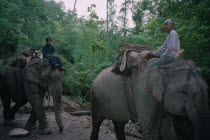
[192, 112, 210, 140]
[187, 101, 210, 140]
[53, 96, 64, 133]
[49, 81, 64, 133]
[186, 88, 210, 140]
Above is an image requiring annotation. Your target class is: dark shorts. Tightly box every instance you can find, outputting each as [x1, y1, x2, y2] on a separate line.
[46, 56, 63, 69]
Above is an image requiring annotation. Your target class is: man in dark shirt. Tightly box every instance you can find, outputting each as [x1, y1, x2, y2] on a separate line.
[42, 38, 65, 71]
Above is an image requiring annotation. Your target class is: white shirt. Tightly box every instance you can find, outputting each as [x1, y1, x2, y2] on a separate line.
[154, 30, 180, 57]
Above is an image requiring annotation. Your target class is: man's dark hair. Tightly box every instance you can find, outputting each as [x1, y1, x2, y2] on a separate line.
[46, 38, 52, 42]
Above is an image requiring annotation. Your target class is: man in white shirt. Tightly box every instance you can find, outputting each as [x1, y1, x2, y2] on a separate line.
[150, 19, 184, 68]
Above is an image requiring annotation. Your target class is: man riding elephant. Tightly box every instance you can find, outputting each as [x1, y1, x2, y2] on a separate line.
[42, 38, 66, 71]
[150, 19, 184, 68]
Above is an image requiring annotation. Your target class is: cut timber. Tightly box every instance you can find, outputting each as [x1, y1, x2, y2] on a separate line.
[70, 110, 91, 116]
[116, 43, 153, 55]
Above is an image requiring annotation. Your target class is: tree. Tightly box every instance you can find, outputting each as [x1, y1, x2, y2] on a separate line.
[106, 0, 109, 47]
[108, 0, 117, 34]
[132, 0, 210, 90]
[118, 0, 133, 38]
[73, 0, 78, 13]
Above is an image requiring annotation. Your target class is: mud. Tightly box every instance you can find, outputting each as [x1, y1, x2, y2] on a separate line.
[0, 107, 140, 140]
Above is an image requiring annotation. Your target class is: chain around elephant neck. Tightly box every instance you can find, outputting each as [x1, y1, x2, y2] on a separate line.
[142, 102, 163, 136]
[142, 70, 168, 138]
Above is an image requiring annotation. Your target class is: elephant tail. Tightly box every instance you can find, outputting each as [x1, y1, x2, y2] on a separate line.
[90, 86, 97, 114]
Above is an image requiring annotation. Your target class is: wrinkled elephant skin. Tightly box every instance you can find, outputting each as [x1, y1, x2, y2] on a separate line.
[0, 57, 64, 134]
[24, 58, 64, 133]
[90, 59, 210, 140]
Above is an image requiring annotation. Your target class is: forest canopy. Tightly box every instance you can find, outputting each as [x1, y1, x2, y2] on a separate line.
[0, 0, 209, 102]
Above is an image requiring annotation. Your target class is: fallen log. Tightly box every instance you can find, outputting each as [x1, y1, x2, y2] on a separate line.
[70, 110, 91, 116]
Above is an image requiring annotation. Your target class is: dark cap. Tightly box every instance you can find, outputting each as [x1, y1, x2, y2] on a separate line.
[46, 38, 52, 42]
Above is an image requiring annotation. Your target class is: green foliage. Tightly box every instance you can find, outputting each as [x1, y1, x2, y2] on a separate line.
[1, 0, 210, 103]
[132, 0, 210, 88]
[0, 0, 19, 59]
[0, 0, 66, 57]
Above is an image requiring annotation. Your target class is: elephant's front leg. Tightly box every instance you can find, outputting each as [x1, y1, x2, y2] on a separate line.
[9, 99, 27, 121]
[25, 107, 37, 130]
[28, 94, 51, 134]
[25, 84, 51, 134]
[1, 96, 13, 125]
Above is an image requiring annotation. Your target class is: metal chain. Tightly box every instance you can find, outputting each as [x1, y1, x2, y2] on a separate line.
[142, 102, 163, 136]
[142, 71, 168, 138]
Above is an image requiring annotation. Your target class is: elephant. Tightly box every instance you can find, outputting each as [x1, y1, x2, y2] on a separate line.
[90, 52, 210, 140]
[0, 55, 28, 125]
[0, 49, 64, 134]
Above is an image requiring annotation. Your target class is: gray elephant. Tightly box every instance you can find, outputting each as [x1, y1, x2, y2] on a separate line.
[0, 50, 64, 134]
[23, 58, 64, 134]
[90, 52, 210, 140]
[0, 48, 36, 124]
[0, 55, 28, 125]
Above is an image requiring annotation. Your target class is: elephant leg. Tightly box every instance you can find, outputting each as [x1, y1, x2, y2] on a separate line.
[25, 84, 51, 134]
[25, 107, 37, 130]
[90, 117, 104, 140]
[1, 96, 12, 125]
[113, 121, 127, 140]
[30, 97, 51, 134]
[2, 98, 11, 120]
[9, 99, 27, 121]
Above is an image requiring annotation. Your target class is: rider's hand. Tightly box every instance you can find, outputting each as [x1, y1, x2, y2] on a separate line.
[180, 49, 185, 54]
[174, 49, 185, 60]
[174, 54, 179, 60]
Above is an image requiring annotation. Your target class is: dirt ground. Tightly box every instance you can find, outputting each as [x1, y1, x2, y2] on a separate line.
[0, 107, 140, 140]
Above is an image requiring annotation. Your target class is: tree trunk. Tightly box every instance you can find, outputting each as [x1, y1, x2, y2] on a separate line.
[73, 0, 78, 13]
[106, 0, 109, 47]
[123, 0, 127, 38]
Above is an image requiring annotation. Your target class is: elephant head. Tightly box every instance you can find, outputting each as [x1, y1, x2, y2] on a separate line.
[10, 55, 27, 68]
[10, 47, 37, 68]
[25, 58, 64, 132]
[146, 60, 210, 140]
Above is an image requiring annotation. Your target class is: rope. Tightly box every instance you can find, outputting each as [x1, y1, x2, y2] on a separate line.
[122, 75, 138, 120]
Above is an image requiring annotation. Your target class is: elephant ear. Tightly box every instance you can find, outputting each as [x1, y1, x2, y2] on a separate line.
[146, 68, 166, 102]
[39, 59, 51, 81]
[39, 59, 64, 82]
[26, 58, 64, 85]
[25, 58, 41, 84]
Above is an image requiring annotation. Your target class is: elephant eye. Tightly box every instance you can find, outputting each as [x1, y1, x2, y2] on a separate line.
[182, 89, 188, 96]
